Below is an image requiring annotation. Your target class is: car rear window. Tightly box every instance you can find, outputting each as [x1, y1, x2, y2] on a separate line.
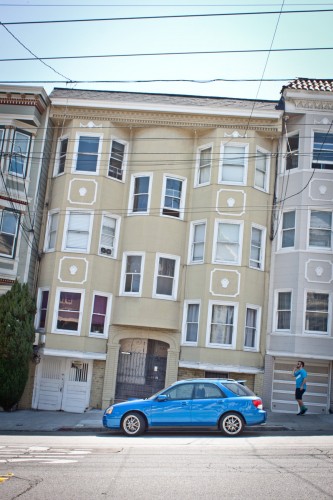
[223, 382, 255, 397]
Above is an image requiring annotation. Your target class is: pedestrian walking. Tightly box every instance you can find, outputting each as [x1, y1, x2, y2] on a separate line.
[293, 361, 308, 415]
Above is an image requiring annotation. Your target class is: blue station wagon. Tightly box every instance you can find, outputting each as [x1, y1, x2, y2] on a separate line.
[103, 379, 266, 437]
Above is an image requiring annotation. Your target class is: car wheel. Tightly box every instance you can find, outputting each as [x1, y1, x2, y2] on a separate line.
[121, 412, 146, 436]
[220, 412, 244, 436]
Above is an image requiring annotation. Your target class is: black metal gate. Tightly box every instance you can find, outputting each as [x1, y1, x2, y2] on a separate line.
[115, 340, 167, 402]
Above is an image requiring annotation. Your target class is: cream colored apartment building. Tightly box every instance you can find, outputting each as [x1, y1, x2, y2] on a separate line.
[31, 89, 282, 412]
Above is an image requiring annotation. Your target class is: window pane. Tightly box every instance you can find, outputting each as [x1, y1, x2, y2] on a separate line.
[109, 140, 125, 179]
[255, 152, 267, 189]
[198, 147, 211, 184]
[66, 213, 90, 250]
[306, 293, 328, 333]
[309, 211, 332, 248]
[38, 290, 49, 329]
[125, 256, 142, 293]
[210, 305, 234, 345]
[216, 223, 240, 262]
[312, 132, 333, 169]
[277, 292, 291, 330]
[250, 227, 262, 268]
[57, 292, 81, 331]
[221, 145, 245, 182]
[286, 134, 299, 170]
[192, 223, 205, 262]
[90, 295, 107, 334]
[244, 308, 257, 348]
[0, 211, 19, 257]
[58, 138, 68, 174]
[76, 136, 99, 172]
[282, 211, 295, 248]
[186, 304, 199, 342]
[133, 176, 149, 212]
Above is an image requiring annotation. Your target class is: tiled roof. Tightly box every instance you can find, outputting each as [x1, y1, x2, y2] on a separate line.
[282, 78, 333, 92]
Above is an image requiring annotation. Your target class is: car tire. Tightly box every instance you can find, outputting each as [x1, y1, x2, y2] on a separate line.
[121, 412, 146, 436]
[220, 412, 244, 436]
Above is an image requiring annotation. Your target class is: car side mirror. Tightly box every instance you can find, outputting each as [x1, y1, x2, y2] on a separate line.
[156, 395, 168, 402]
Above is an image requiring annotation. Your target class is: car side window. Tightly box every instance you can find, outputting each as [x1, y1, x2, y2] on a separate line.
[193, 383, 225, 399]
[165, 384, 194, 400]
[224, 382, 254, 396]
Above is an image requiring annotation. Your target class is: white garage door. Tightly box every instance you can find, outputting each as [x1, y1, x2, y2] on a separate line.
[272, 359, 331, 414]
[35, 357, 92, 413]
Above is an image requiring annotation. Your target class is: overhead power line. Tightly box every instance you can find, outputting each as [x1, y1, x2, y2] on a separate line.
[1, 46, 332, 63]
[1, 8, 333, 25]
[0, 78, 294, 84]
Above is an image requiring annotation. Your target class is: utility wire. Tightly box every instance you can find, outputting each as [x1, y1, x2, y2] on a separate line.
[2, 8, 333, 25]
[1, 46, 332, 62]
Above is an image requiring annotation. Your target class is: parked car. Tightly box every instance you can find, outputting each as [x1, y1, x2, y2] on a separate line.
[103, 379, 266, 437]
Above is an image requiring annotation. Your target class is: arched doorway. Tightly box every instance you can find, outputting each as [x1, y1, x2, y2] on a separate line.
[115, 338, 168, 402]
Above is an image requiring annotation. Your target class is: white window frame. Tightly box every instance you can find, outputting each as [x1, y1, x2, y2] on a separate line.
[284, 131, 299, 171]
[8, 129, 32, 178]
[89, 291, 112, 338]
[219, 142, 248, 185]
[62, 210, 93, 253]
[195, 144, 212, 187]
[128, 173, 152, 215]
[304, 290, 330, 336]
[249, 224, 266, 270]
[312, 129, 333, 170]
[161, 174, 187, 220]
[188, 220, 206, 264]
[0, 209, 20, 259]
[213, 219, 243, 266]
[308, 209, 332, 250]
[98, 213, 120, 259]
[274, 289, 292, 332]
[52, 287, 85, 336]
[44, 210, 59, 252]
[108, 137, 128, 182]
[254, 147, 270, 192]
[54, 135, 69, 176]
[280, 210, 296, 250]
[181, 300, 201, 345]
[35, 287, 50, 332]
[120, 252, 145, 296]
[153, 253, 180, 301]
[244, 304, 261, 351]
[72, 132, 103, 175]
[206, 300, 238, 349]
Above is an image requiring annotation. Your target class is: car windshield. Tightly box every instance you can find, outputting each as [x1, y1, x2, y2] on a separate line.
[223, 382, 255, 397]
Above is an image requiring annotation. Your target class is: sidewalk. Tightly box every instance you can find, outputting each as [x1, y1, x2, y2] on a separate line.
[0, 408, 332, 433]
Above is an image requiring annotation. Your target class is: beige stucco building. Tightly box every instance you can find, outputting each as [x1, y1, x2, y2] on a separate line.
[31, 89, 282, 412]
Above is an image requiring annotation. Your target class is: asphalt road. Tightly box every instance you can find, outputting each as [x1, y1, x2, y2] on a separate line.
[1, 433, 333, 499]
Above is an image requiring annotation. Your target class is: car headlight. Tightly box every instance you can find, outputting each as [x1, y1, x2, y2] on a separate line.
[105, 406, 114, 415]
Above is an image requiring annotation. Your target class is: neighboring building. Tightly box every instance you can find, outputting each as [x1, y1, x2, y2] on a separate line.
[31, 88, 282, 413]
[0, 85, 50, 293]
[264, 78, 333, 414]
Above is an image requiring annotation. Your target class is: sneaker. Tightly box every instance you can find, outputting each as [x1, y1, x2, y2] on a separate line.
[301, 407, 308, 415]
[297, 411, 302, 415]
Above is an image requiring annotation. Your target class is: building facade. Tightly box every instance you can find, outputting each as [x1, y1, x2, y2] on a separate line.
[30, 88, 282, 412]
[0, 85, 51, 293]
[264, 79, 333, 414]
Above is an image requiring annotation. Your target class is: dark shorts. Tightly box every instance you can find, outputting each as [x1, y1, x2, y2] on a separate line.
[295, 388, 305, 400]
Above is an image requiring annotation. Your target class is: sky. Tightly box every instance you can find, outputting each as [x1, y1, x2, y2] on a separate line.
[0, 0, 332, 102]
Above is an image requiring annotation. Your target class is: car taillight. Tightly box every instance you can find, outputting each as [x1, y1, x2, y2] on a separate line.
[252, 399, 263, 410]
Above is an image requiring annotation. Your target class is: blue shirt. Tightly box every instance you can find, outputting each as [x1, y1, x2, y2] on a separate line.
[294, 368, 307, 390]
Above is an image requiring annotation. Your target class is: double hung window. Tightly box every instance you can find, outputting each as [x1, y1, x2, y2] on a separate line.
[108, 140, 126, 180]
[74, 134, 101, 173]
[90, 293, 111, 337]
[129, 175, 151, 214]
[0, 209, 20, 258]
[208, 302, 236, 348]
[244, 306, 260, 350]
[281, 211, 296, 248]
[189, 221, 206, 263]
[214, 221, 242, 265]
[312, 132, 333, 170]
[36, 288, 49, 331]
[55, 136, 68, 175]
[63, 211, 92, 253]
[286, 134, 299, 170]
[8, 130, 31, 177]
[154, 254, 180, 300]
[121, 253, 144, 295]
[162, 176, 186, 219]
[249, 225, 265, 270]
[305, 292, 329, 334]
[182, 302, 200, 343]
[54, 289, 84, 334]
[45, 211, 59, 252]
[99, 214, 119, 258]
[309, 210, 332, 249]
[276, 291, 292, 331]
[220, 144, 247, 184]
[255, 149, 270, 191]
[196, 146, 212, 186]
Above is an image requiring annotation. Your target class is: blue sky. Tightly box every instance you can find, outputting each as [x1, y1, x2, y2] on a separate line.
[1, 1, 332, 101]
